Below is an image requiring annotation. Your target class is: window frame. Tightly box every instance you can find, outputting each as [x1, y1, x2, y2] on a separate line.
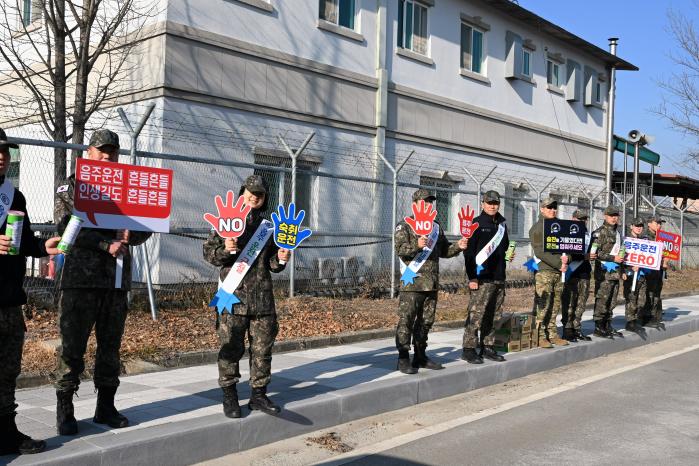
[319, 0, 356, 31]
[460, 22, 485, 75]
[521, 48, 531, 77]
[8, 147, 20, 188]
[546, 59, 561, 87]
[419, 175, 459, 234]
[398, 0, 430, 57]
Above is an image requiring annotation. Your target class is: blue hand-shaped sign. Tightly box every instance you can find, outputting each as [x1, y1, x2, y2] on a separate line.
[271, 203, 312, 249]
[524, 257, 540, 273]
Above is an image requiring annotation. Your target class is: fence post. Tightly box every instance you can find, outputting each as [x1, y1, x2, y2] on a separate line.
[581, 188, 606, 229]
[117, 104, 158, 321]
[463, 166, 496, 202]
[278, 132, 315, 298]
[611, 191, 633, 235]
[640, 195, 669, 216]
[377, 151, 414, 299]
[672, 202, 691, 271]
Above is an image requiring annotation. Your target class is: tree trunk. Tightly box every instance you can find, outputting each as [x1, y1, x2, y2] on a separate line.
[53, 0, 68, 196]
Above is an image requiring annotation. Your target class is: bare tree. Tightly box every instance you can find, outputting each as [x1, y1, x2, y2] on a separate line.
[656, 6, 699, 168]
[0, 0, 158, 193]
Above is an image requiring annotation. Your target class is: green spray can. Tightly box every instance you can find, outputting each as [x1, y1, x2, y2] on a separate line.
[57, 215, 84, 254]
[4, 210, 24, 255]
[505, 240, 516, 262]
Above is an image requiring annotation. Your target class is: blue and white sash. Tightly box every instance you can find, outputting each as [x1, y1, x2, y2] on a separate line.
[474, 224, 506, 275]
[0, 179, 15, 227]
[210, 220, 274, 314]
[399, 225, 440, 286]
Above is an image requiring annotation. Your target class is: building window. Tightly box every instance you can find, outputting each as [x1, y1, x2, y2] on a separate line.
[584, 66, 603, 108]
[505, 184, 527, 237]
[21, 0, 41, 27]
[521, 49, 531, 77]
[319, 0, 355, 30]
[461, 23, 484, 74]
[420, 177, 455, 233]
[8, 147, 20, 188]
[398, 0, 428, 56]
[595, 81, 602, 104]
[546, 59, 561, 87]
[253, 152, 317, 225]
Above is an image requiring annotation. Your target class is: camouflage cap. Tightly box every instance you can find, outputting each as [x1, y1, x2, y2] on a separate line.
[89, 129, 120, 149]
[540, 196, 558, 208]
[0, 127, 18, 149]
[630, 216, 645, 226]
[572, 209, 589, 220]
[413, 188, 436, 203]
[243, 174, 268, 195]
[604, 205, 620, 216]
[482, 190, 501, 203]
[647, 215, 666, 224]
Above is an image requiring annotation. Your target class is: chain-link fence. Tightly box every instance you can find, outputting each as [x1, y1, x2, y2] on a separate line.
[10, 128, 699, 309]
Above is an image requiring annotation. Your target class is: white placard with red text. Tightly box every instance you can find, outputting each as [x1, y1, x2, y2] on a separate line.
[622, 237, 664, 271]
[73, 158, 173, 232]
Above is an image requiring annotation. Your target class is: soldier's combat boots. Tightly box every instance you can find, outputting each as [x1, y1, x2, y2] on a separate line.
[575, 330, 592, 341]
[605, 320, 624, 338]
[460, 348, 483, 364]
[0, 413, 46, 455]
[482, 346, 505, 362]
[536, 325, 553, 348]
[248, 386, 281, 415]
[397, 350, 418, 373]
[549, 332, 570, 346]
[222, 385, 241, 418]
[56, 390, 78, 436]
[593, 321, 613, 339]
[562, 328, 578, 342]
[412, 346, 444, 370]
[93, 386, 129, 428]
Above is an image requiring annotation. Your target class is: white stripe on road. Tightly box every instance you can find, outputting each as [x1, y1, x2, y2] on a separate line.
[315, 342, 699, 466]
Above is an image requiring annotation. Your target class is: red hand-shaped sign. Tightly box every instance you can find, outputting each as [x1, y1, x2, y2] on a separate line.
[405, 200, 437, 236]
[458, 205, 480, 238]
[203, 191, 251, 238]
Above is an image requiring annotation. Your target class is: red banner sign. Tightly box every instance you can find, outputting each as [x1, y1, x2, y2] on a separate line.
[657, 229, 682, 261]
[74, 158, 173, 232]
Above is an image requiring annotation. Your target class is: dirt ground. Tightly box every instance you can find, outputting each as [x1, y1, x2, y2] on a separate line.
[20, 268, 699, 378]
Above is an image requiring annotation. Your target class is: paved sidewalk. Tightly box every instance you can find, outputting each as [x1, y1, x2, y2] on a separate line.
[4, 295, 699, 466]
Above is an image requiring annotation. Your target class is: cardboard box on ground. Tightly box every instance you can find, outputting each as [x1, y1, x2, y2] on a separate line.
[493, 313, 534, 353]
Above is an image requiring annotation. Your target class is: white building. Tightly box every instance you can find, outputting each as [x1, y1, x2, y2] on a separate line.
[5, 0, 638, 286]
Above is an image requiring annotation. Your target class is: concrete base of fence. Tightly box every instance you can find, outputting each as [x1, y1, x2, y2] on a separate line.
[6, 295, 699, 466]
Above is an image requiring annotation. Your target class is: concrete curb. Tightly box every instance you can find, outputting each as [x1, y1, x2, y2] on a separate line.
[17, 290, 699, 390]
[14, 308, 699, 466]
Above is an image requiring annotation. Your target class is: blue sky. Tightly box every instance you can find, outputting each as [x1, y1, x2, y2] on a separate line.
[521, 0, 697, 175]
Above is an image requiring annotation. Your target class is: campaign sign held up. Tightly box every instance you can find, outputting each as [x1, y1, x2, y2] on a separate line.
[543, 219, 586, 254]
[657, 230, 682, 261]
[623, 237, 664, 270]
[74, 158, 173, 232]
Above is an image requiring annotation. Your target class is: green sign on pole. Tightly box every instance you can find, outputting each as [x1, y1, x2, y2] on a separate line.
[613, 136, 660, 166]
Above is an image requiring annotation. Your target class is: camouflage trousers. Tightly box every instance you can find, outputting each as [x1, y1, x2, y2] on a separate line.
[217, 313, 278, 389]
[593, 276, 620, 322]
[623, 273, 647, 322]
[395, 291, 438, 354]
[561, 277, 590, 330]
[534, 270, 564, 334]
[54, 289, 128, 393]
[0, 307, 25, 416]
[462, 281, 505, 349]
[645, 275, 664, 323]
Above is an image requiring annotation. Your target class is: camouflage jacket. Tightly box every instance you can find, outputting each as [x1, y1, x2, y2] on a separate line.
[203, 210, 285, 316]
[394, 220, 463, 292]
[592, 221, 621, 281]
[529, 216, 563, 272]
[54, 175, 151, 290]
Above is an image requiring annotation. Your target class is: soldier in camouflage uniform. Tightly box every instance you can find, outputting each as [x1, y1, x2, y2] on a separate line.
[591, 205, 624, 338]
[528, 197, 570, 348]
[203, 175, 290, 418]
[53, 130, 152, 435]
[0, 129, 60, 455]
[644, 215, 669, 329]
[560, 210, 595, 342]
[461, 190, 512, 364]
[622, 217, 649, 335]
[394, 189, 467, 374]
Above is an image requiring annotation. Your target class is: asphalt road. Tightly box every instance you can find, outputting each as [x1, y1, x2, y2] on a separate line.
[346, 348, 699, 466]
